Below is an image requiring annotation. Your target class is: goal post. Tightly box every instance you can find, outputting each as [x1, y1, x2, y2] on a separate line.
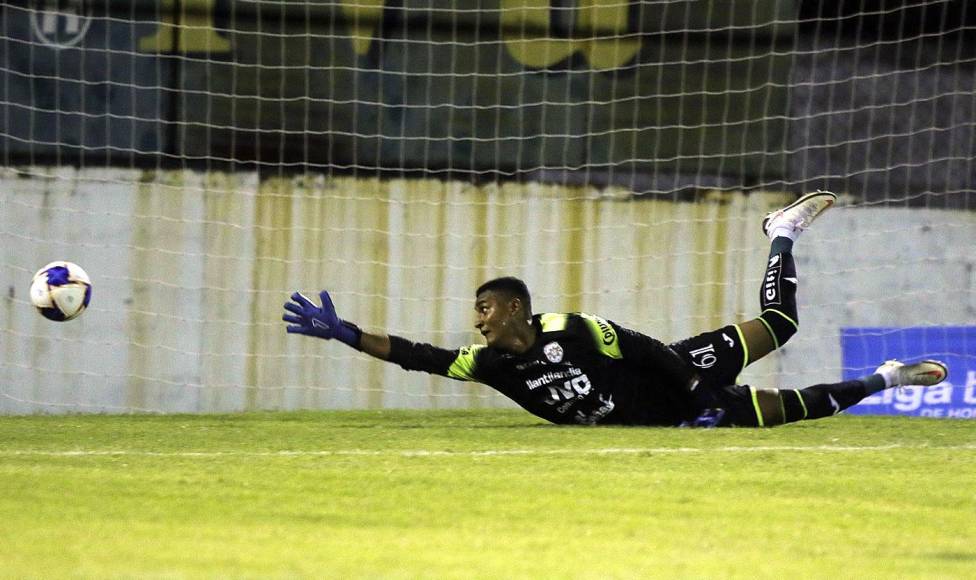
[1, 1, 974, 414]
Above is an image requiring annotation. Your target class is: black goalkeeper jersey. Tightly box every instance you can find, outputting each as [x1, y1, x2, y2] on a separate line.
[386, 312, 700, 426]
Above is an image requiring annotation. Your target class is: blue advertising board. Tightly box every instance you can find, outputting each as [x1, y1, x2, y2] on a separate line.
[841, 327, 976, 418]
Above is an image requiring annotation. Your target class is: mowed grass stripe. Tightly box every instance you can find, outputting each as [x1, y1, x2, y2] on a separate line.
[4, 443, 976, 457]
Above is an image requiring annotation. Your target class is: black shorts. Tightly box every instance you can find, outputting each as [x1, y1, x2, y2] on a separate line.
[670, 324, 762, 427]
[669, 324, 748, 389]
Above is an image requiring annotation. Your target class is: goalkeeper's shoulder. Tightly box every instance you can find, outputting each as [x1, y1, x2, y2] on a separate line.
[573, 313, 676, 363]
[550, 311, 632, 359]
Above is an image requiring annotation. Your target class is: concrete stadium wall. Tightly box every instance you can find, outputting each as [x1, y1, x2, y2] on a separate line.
[2, 168, 973, 414]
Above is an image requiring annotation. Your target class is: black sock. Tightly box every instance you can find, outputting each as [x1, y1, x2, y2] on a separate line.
[782, 380, 871, 422]
[769, 236, 793, 258]
[862, 374, 888, 395]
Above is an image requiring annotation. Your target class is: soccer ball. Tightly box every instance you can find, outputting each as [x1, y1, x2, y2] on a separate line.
[29, 261, 92, 321]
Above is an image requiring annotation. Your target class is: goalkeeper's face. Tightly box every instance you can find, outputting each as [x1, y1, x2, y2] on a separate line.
[474, 290, 523, 349]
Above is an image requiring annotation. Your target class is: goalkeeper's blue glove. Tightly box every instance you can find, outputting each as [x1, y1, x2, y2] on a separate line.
[282, 290, 362, 348]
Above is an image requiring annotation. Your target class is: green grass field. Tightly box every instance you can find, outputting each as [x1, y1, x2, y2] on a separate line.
[1, 410, 974, 578]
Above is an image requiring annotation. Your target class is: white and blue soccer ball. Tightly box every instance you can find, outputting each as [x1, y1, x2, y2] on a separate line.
[29, 261, 92, 321]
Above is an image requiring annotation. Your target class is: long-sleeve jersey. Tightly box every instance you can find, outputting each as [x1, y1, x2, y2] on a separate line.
[386, 312, 700, 426]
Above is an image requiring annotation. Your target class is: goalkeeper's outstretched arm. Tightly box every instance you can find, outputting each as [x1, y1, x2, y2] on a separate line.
[357, 331, 392, 360]
[283, 290, 472, 378]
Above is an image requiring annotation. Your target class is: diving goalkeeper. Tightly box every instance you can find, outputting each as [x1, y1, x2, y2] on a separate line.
[282, 191, 948, 427]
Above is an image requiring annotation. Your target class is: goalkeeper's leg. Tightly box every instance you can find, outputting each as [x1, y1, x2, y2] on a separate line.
[740, 191, 837, 365]
[738, 247, 797, 365]
[670, 192, 836, 386]
[746, 360, 948, 426]
[670, 239, 802, 383]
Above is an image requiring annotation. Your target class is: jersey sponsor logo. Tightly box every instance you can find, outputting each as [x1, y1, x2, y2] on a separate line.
[545, 375, 593, 410]
[590, 317, 616, 345]
[764, 255, 782, 305]
[575, 393, 615, 425]
[525, 367, 582, 390]
[579, 313, 622, 359]
[688, 344, 718, 369]
[722, 332, 735, 348]
[543, 341, 564, 363]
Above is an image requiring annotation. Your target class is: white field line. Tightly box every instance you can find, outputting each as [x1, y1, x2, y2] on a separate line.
[2, 444, 976, 458]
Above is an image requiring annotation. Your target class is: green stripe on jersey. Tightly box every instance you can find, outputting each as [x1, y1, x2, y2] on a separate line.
[750, 387, 766, 427]
[579, 313, 623, 359]
[733, 324, 749, 373]
[539, 313, 569, 332]
[447, 345, 484, 381]
[794, 389, 809, 420]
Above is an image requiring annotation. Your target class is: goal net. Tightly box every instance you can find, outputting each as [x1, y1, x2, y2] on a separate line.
[2, 1, 974, 415]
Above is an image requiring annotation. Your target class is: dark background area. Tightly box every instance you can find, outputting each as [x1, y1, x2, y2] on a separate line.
[1, 1, 973, 208]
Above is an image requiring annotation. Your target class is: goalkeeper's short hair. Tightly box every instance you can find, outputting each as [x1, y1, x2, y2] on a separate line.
[477, 276, 532, 315]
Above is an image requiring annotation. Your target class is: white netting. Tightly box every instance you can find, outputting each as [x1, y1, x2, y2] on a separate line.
[1, 1, 974, 414]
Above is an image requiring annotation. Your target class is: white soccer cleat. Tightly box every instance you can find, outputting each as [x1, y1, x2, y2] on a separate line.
[762, 190, 837, 239]
[875, 359, 949, 388]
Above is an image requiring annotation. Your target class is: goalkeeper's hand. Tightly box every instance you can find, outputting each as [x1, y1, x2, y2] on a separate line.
[282, 290, 361, 347]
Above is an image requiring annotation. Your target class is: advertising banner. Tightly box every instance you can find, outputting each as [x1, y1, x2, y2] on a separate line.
[841, 327, 976, 418]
